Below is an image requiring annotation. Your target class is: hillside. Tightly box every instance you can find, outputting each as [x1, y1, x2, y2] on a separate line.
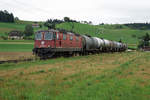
[56, 22, 150, 45]
[0, 20, 45, 37]
[0, 22, 25, 37]
[0, 21, 150, 48]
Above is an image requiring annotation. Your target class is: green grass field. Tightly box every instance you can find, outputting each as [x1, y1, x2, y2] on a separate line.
[0, 21, 45, 38]
[0, 40, 34, 42]
[0, 22, 26, 36]
[56, 22, 150, 45]
[0, 52, 150, 100]
[0, 22, 25, 31]
[0, 21, 39, 52]
[0, 44, 33, 52]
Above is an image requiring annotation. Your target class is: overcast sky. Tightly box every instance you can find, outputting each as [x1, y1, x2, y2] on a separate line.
[1, 0, 150, 24]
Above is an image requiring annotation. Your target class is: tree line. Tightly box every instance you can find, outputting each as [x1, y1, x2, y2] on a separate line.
[124, 23, 150, 30]
[44, 17, 79, 29]
[0, 10, 14, 23]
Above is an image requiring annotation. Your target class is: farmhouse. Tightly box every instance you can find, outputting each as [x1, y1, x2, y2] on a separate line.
[32, 22, 40, 28]
[8, 30, 23, 39]
[31, 21, 40, 28]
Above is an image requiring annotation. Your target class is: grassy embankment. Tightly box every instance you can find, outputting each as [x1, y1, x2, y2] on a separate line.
[0, 51, 150, 100]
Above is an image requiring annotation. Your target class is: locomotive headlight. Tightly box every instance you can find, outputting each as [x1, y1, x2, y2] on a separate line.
[48, 45, 51, 47]
[41, 41, 45, 45]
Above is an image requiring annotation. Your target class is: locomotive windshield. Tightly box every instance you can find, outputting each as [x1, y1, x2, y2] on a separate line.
[44, 32, 53, 40]
[35, 32, 42, 40]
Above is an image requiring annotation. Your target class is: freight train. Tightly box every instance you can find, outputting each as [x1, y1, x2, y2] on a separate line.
[33, 29, 127, 58]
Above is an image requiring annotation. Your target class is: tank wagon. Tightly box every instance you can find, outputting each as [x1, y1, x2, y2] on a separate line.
[33, 29, 127, 58]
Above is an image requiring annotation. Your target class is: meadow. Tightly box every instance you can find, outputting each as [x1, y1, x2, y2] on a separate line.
[0, 22, 26, 37]
[0, 39, 34, 60]
[0, 44, 33, 52]
[0, 20, 45, 37]
[0, 51, 150, 100]
[56, 22, 150, 47]
[0, 21, 35, 52]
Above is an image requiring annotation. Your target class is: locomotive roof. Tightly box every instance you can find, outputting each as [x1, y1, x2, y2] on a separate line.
[36, 29, 81, 36]
[36, 29, 59, 33]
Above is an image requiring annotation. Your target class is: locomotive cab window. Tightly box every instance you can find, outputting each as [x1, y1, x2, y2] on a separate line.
[76, 36, 79, 41]
[44, 32, 53, 40]
[63, 34, 67, 40]
[35, 32, 42, 40]
[57, 33, 59, 40]
[70, 35, 73, 41]
[53, 33, 59, 40]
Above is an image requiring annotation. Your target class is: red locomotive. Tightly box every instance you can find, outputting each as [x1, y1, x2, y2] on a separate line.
[33, 29, 127, 58]
[33, 29, 83, 58]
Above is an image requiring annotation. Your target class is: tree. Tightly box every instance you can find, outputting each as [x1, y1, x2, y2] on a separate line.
[138, 33, 150, 48]
[83, 21, 88, 24]
[124, 23, 150, 30]
[24, 24, 34, 36]
[15, 17, 19, 21]
[89, 21, 92, 25]
[64, 17, 70, 22]
[119, 39, 122, 43]
[10, 13, 14, 22]
[44, 22, 55, 29]
[143, 33, 150, 41]
[39, 24, 42, 28]
[0, 10, 15, 23]
[44, 19, 64, 29]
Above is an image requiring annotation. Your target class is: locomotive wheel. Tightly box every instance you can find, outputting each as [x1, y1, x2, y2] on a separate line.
[49, 52, 56, 57]
[40, 52, 55, 59]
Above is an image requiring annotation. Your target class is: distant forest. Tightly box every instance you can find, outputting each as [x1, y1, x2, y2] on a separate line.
[124, 23, 150, 30]
[0, 10, 14, 23]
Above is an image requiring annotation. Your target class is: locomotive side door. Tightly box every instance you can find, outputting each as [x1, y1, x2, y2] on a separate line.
[69, 35, 73, 47]
[62, 33, 67, 48]
[55, 32, 61, 48]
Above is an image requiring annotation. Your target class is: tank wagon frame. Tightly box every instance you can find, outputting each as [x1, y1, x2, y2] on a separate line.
[33, 29, 127, 58]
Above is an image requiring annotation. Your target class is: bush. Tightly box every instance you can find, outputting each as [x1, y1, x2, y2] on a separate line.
[1, 36, 8, 40]
[138, 33, 150, 48]
[132, 34, 136, 38]
[24, 24, 34, 37]
[23, 36, 34, 40]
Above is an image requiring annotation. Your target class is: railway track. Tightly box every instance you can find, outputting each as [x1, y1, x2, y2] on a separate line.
[0, 55, 74, 64]
[0, 54, 64, 64]
[0, 49, 135, 65]
[0, 58, 34, 64]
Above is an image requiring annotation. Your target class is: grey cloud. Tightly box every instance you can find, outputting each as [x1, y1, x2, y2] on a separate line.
[1, 0, 150, 24]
